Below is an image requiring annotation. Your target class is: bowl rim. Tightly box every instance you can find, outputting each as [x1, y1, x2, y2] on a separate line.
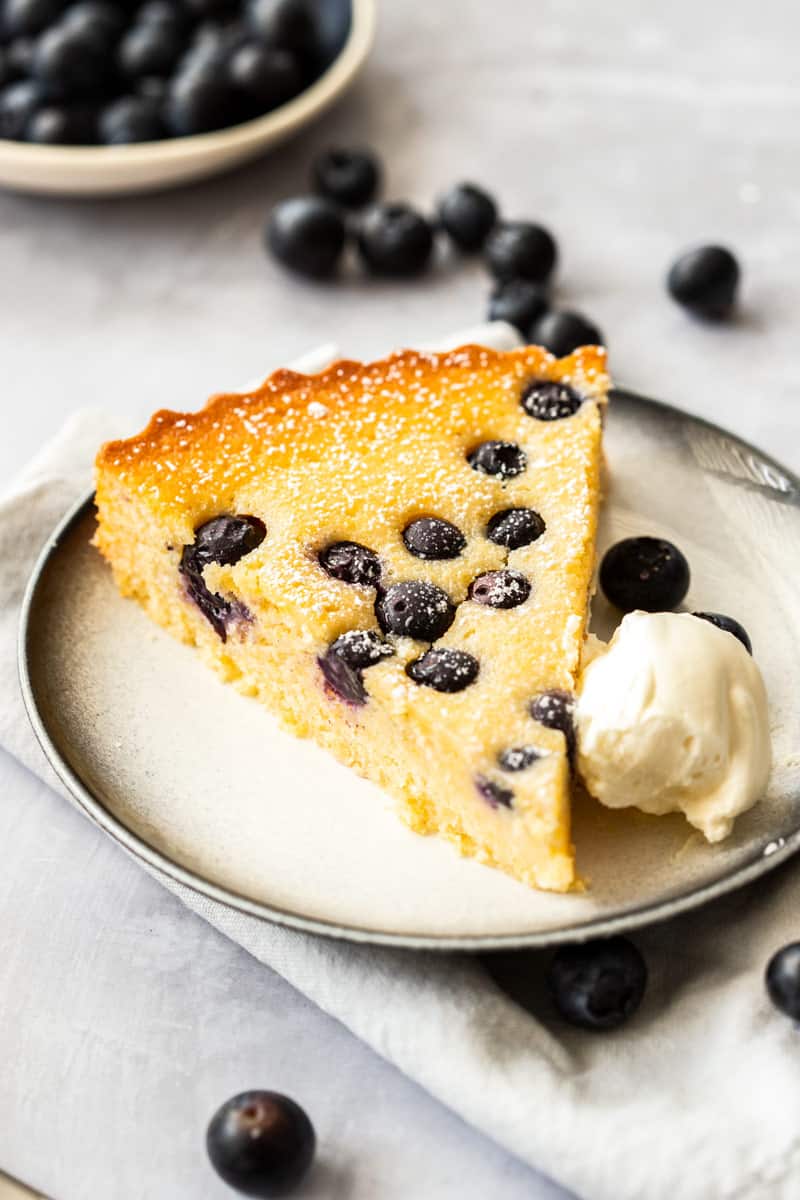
[0, 0, 377, 169]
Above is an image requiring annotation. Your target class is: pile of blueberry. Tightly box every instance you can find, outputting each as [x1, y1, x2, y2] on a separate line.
[0, 0, 330, 144]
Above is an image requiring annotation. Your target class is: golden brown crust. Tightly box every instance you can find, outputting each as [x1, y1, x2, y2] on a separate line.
[96, 343, 607, 487]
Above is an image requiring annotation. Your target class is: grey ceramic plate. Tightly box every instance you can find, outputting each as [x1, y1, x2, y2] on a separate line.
[18, 390, 800, 949]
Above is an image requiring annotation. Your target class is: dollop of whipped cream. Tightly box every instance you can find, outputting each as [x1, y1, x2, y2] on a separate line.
[575, 611, 771, 841]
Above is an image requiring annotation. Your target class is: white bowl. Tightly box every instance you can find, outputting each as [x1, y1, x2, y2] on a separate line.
[0, 0, 376, 197]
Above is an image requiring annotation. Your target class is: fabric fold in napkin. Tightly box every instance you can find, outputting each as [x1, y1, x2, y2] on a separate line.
[2, 324, 798, 1200]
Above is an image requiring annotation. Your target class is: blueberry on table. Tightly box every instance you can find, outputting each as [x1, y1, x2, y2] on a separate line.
[488, 278, 549, 336]
[228, 42, 304, 113]
[529, 310, 603, 358]
[766, 943, 800, 1020]
[207, 1090, 316, 1198]
[692, 611, 752, 654]
[485, 220, 557, 284]
[2, 0, 65, 38]
[100, 95, 165, 144]
[548, 937, 648, 1031]
[311, 146, 381, 208]
[26, 101, 98, 142]
[118, 20, 184, 79]
[600, 536, 690, 613]
[247, 0, 319, 56]
[402, 516, 466, 561]
[33, 22, 114, 97]
[406, 646, 479, 693]
[0, 78, 40, 138]
[357, 203, 434, 277]
[438, 181, 497, 251]
[267, 195, 347, 279]
[376, 580, 455, 641]
[667, 245, 740, 318]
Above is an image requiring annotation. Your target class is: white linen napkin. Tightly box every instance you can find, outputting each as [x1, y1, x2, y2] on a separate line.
[3, 324, 798, 1200]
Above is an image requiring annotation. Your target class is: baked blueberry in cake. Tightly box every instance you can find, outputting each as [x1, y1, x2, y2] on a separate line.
[94, 343, 608, 891]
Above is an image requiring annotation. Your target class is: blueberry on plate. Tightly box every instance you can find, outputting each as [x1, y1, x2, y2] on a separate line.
[2, 0, 65, 38]
[26, 101, 97, 142]
[548, 937, 647, 1031]
[118, 19, 184, 79]
[488, 278, 549, 336]
[529, 310, 603, 357]
[667, 245, 740, 318]
[267, 195, 347, 279]
[437, 181, 497, 251]
[406, 646, 479, 693]
[228, 42, 304, 114]
[311, 146, 381, 208]
[376, 580, 455, 641]
[100, 94, 165, 143]
[0, 77, 41, 137]
[357, 202, 434, 277]
[485, 220, 557, 284]
[247, 0, 319, 56]
[166, 68, 245, 135]
[766, 943, 800, 1020]
[207, 1090, 316, 1198]
[692, 611, 752, 654]
[600, 536, 690, 613]
[33, 21, 114, 97]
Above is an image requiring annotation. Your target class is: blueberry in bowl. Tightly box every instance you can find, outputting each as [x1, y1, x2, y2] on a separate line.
[0, 0, 376, 196]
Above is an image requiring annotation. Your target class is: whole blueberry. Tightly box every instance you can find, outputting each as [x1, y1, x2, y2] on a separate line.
[26, 101, 97, 141]
[766, 943, 800, 1020]
[247, 0, 319, 55]
[497, 744, 541, 772]
[438, 181, 497, 251]
[206, 1091, 316, 1198]
[318, 540, 381, 587]
[319, 629, 393, 706]
[100, 94, 165, 143]
[137, 0, 188, 30]
[488, 278, 549, 336]
[33, 22, 114, 97]
[182, 16, 242, 70]
[600, 536, 690, 613]
[356, 203, 434, 277]
[166, 67, 246, 134]
[486, 507, 545, 550]
[376, 580, 455, 641]
[267, 195, 347, 279]
[475, 775, 514, 809]
[548, 937, 647, 1031]
[311, 146, 381, 208]
[530, 688, 576, 757]
[467, 440, 527, 479]
[406, 647, 479, 693]
[118, 20, 184, 79]
[692, 611, 752, 654]
[228, 42, 304, 114]
[468, 569, 531, 609]
[530, 310, 603, 357]
[485, 220, 557, 284]
[2, 0, 66, 38]
[62, 1, 127, 45]
[5, 35, 34, 78]
[667, 245, 740, 318]
[0, 77, 41, 137]
[520, 378, 584, 421]
[136, 74, 167, 101]
[402, 516, 465, 561]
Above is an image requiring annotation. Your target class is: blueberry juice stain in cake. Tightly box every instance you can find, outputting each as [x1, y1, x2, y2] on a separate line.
[179, 515, 266, 642]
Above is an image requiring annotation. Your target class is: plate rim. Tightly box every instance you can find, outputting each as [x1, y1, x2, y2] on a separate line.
[18, 388, 800, 951]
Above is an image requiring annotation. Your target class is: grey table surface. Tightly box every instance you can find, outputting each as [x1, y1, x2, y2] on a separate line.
[1, 1, 798, 1197]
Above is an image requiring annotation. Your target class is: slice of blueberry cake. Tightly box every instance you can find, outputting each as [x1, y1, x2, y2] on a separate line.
[95, 344, 608, 891]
